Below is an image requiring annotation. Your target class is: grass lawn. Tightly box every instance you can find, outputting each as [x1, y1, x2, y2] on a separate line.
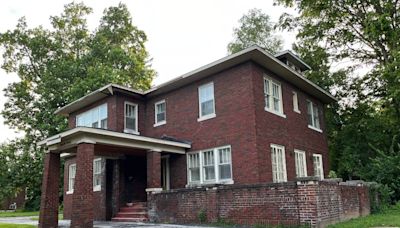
[0, 224, 35, 228]
[0, 211, 39, 218]
[328, 204, 400, 228]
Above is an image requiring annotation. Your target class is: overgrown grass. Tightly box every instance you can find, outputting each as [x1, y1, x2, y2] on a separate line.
[328, 203, 400, 228]
[0, 211, 39, 218]
[0, 224, 35, 228]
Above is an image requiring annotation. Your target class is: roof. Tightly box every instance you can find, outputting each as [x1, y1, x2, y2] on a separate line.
[274, 50, 312, 71]
[55, 45, 336, 116]
[38, 127, 191, 154]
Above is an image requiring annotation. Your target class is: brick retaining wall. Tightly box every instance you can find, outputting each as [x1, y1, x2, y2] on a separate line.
[148, 178, 371, 228]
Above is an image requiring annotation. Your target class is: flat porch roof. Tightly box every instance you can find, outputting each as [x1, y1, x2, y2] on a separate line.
[38, 127, 191, 154]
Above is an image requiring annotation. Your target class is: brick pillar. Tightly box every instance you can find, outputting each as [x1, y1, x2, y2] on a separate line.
[39, 152, 60, 228]
[296, 178, 319, 227]
[358, 185, 370, 216]
[146, 150, 162, 192]
[71, 143, 95, 228]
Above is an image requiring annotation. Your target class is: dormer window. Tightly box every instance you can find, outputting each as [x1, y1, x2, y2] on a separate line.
[76, 104, 107, 129]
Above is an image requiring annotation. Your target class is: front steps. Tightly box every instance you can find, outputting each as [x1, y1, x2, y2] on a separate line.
[112, 202, 148, 222]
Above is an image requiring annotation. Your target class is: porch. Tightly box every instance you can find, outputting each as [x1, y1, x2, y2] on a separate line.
[37, 127, 191, 228]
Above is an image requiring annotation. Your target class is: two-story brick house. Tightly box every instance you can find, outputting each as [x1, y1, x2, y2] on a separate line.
[38, 45, 343, 227]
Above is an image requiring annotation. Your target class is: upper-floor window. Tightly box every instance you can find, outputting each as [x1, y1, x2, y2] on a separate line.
[294, 149, 307, 178]
[271, 144, 287, 183]
[187, 145, 232, 185]
[313, 154, 324, 180]
[293, 91, 300, 113]
[124, 102, 138, 134]
[198, 82, 216, 121]
[154, 100, 166, 126]
[307, 100, 321, 132]
[264, 75, 285, 118]
[93, 158, 102, 191]
[76, 104, 107, 129]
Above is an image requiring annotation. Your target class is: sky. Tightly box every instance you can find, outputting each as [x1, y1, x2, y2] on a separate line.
[0, 0, 297, 143]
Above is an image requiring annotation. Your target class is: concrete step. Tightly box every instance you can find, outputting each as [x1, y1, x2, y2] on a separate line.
[111, 217, 148, 222]
[114, 212, 148, 218]
[119, 206, 146, 212]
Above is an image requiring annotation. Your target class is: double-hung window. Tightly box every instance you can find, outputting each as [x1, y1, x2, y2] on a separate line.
[93, 158, 102, 191]
[293, 92, 300, 113]
[198, 82, 216, 121]
[307, 100, 321, 132]
[76, 104, 108, 129]
[154, 100, 166, 126]
[124, 102, 138, 134]
[264, 75, 285, 117]
[187, 146, 232, 185]
[294, 150, 307, 177]
[67, 164, 76, 194]
[271, 144, 287, 183]
[188, 153, 200, 183]
[313, 154, 324, 180]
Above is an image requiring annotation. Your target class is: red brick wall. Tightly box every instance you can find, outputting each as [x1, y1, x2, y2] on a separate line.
[144, 62, 259, 187]
[251, 63, 329, 182]
[148, 180, 371, 227]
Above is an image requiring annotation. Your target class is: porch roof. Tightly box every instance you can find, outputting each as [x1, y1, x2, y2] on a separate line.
[38, 127, 191, 154]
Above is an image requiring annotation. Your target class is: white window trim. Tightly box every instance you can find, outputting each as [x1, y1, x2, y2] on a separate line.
[264, 75, 286, 118]
[313, 154, 324, 180]
[66, 163, 76, 195]
[186, 145, 233, 186]
[154, 99, 166, 127]
[271, 144, 287, 183]
[293, 91, 301, 114]
[294, 149, 307, 177]
[197, 82, 216, 122]
[93, 158, 102, 192]
[307, 100, 322, 133]
[124, 101, 140, 135]
[76, 103, 108, 129]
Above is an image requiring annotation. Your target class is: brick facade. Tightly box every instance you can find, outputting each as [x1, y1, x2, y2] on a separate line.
[148, 179, 371, 228]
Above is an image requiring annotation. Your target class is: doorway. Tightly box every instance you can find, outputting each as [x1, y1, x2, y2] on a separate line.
[161, 156, 170, 190]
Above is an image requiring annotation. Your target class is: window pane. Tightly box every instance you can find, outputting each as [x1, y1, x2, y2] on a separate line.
[201, 100, 214, 116]
[99, 105, 107, 120]
[157, 102, 165, 113]
[190, 168, 200, 181]
[157, 113, 165, 122]
[199, 84, 214, 102]
[100, 119, 107, 129]
[273, 98, 280, 112]
[313, 104, 320, 129]
[204, 166, 215, 180]
[126, 117, 136, 130]
[219, 164, 231, 179]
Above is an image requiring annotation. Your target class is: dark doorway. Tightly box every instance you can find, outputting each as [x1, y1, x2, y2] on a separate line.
[122, 156, 147, 203]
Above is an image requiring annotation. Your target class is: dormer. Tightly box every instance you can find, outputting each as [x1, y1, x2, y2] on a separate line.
[274, 50, 311, 73]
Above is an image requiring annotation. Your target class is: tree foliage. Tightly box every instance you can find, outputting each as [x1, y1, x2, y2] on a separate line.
[0, 2, 155, 209]
[275, 0, 400, 201]
[227, 8, 283, 54]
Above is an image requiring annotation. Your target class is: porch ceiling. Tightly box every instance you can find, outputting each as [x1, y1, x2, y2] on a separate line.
[38, 127, 191, 154]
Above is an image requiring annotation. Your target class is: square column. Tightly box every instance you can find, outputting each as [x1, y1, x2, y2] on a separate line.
[146, 150, 162, 192]
[39, 151, 60, 228]
[71, 143, 95, 228]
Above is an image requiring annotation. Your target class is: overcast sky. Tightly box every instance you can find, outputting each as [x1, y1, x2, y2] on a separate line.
[0, 0, 297, 142]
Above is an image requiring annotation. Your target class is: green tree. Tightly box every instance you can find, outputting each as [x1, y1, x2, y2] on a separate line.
[275, 0, 400, 201]
[227, 8, 283, 54]
[0, 2, 155, 210]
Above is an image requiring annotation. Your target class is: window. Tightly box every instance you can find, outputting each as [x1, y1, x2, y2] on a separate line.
[264, 75, 285, 117]
[154, 100, 166, 126]
[93, 158, 102, 191]
[124, 102, 138, 134]
[198, 82, 215, 121]
[293, 92, 300, 113]
[203, 150, 215, 181]
[218, 147, 232, 180]
[188, 153, 200, 183]
[294, 150, 307, 177]
[313, 154, 324, 180]
[271, 144, 287, 183]
[187, 146, 232, 185]
[76, 104, 107, 129]
[307, 100, 321, 132]
[67, 164, 76, 194]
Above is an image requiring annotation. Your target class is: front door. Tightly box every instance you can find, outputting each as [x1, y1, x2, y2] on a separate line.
[161, 156, 170, 190]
